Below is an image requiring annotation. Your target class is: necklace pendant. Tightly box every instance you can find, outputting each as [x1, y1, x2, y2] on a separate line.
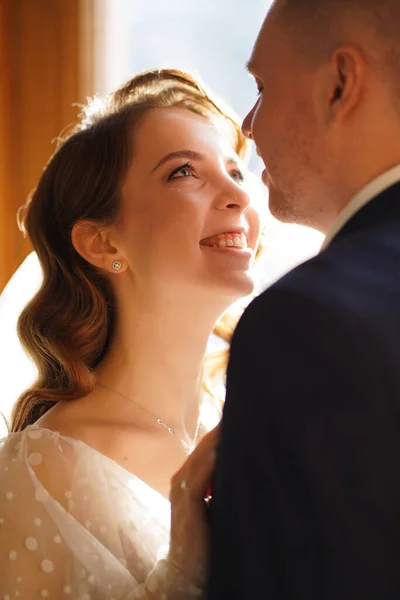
[96, 383, 200, 452]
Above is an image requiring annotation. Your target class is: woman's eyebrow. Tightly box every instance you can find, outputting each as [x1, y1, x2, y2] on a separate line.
[151, 150, 205, 173]
[226, 157, 241, 167]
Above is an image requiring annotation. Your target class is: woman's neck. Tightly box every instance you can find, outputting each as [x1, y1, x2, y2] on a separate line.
[95, 295, 220, 441]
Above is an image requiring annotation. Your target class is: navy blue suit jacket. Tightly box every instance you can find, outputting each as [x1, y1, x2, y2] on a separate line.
[207, 183, 400, 599]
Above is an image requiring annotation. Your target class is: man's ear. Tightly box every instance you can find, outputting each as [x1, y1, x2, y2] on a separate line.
[71, 220, 127, 273]
[328, 44, 366, 120]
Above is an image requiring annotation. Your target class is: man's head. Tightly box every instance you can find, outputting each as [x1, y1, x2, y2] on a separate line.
[244, 0, 400, 231]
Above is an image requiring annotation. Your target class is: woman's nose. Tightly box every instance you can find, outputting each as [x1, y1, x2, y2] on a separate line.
[215, 179, 251, 213]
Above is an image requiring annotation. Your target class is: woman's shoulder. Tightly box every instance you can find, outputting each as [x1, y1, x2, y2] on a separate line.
[0, 423, 148, 520]
[0, 423, 74, 460]
[0, 424, 83, 491]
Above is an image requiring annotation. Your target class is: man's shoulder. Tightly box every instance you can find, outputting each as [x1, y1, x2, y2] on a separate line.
[256, 222, 400, 312]
[239, 226, 400, 341]
[250, 247, 342, 314]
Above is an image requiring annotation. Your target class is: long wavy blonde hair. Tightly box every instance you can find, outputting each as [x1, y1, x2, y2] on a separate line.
[11, 69, 261, 432]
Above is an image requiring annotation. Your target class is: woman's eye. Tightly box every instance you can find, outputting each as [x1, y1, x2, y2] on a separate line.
[167, 162, 194, 181]
[231, 169, 245, 183]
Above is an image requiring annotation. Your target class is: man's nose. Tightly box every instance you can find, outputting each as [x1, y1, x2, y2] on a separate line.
[241, 109, 254, 140]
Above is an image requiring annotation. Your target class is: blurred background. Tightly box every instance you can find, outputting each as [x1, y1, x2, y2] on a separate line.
[0, 0, 323, 429]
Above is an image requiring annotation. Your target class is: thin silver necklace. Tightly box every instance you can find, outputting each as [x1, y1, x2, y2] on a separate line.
[97, 382, 201, 455]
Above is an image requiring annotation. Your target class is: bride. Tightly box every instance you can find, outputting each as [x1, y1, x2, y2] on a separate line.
[0, 69, 263, 598]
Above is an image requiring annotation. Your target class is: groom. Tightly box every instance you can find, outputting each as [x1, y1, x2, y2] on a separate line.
[207, 1, 400, 598]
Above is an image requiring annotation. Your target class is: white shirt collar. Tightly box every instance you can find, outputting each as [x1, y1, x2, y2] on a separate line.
[321, 164, 400, 250]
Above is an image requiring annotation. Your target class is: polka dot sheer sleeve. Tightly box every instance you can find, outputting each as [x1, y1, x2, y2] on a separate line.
[0, 427, 203, 599]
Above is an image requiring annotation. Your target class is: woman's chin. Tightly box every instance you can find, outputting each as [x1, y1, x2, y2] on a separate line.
[216, 271, 256, 307]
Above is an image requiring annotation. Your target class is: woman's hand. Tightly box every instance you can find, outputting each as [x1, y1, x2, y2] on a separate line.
[168, 425, 219, 589]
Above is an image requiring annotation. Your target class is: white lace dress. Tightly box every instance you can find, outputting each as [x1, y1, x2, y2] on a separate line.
[0, 426, 203, 599]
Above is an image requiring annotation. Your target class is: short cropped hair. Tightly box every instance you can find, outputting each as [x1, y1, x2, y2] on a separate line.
[279, 0, 400, 71]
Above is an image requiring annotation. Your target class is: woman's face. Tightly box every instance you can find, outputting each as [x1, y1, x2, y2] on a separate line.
[115, 107, 262, 305]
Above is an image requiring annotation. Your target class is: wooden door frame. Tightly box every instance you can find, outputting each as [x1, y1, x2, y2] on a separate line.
[0, 0, 96, 292]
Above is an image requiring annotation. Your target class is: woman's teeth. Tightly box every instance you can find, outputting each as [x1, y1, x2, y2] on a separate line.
[201, 232, 248, 249]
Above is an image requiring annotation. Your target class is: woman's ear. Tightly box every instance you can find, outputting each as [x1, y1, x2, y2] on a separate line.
[71, 221, 127, 273]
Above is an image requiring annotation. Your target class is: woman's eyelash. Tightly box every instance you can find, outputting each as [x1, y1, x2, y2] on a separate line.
[166, 161, 244, 183]
[167, 161, 194, 181]
[231, 169, 245, 182]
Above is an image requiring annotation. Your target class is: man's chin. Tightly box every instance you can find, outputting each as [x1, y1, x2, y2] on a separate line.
[268, 198, 314, 228]
[267, 181, 324, 230]
[268, 190, 299, 224]
[262, 177, 300, 224]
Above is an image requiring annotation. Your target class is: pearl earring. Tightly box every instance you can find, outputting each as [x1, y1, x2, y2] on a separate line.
[112, 260, 122, 271]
